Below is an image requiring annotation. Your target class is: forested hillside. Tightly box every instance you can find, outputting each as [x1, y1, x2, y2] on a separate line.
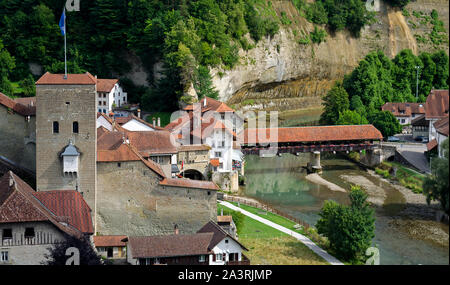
[0, 0, 448, 114]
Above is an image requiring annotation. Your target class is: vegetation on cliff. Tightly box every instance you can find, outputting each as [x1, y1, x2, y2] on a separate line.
[320, 49, 449, 137]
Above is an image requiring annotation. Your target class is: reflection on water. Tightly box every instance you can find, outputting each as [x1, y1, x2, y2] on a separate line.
[241, 154, 449, 265]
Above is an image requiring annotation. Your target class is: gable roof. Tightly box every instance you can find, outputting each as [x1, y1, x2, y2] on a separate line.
[94, 235, 127, 247]
[97, 79, 118, 93]
[425, 90, 449, 119]
[119, 114, 164, 131]
[382, 102, 426, 117]
[127, 233, 214, 259]
[127, 131, 178, 155]
[36, 72, 97, 85]
[197, 221, 248, 251]
[0, 171, 88, 237]
[33, 190, 93, 234]
[0, 92, 36, 116]
[434, 116, 449, 136]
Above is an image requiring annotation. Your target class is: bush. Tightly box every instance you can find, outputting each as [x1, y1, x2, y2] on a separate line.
[316, 186, 375, 262]
[310, 26, 327, 44]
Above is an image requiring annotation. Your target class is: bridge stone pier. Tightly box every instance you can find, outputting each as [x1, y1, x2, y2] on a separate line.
[307, 151, 322, 174]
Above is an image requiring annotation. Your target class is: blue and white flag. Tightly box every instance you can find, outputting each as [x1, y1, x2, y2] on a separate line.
[59, 8, 66, 36]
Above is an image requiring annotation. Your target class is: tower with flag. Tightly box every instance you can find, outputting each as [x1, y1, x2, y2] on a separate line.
[59, 7, 67, 79]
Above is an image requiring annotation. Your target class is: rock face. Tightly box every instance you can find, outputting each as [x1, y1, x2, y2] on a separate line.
[211, 0, 449, 112]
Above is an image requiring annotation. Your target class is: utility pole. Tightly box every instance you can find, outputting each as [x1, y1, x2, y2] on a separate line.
[415, 66, 420, 100]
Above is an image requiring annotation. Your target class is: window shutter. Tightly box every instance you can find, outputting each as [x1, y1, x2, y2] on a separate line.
[212, 254, 216, 262]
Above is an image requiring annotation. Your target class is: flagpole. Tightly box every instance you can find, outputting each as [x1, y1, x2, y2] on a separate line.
[64, 7, 67, 79]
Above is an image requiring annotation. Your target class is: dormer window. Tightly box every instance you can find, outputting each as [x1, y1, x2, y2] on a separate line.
[61, 142, 80, 174]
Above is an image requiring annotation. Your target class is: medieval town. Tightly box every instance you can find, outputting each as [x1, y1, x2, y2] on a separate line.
[0, 0, 449, 267]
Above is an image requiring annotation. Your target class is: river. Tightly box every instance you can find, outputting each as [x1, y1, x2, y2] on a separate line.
[240, 154, 449, 265]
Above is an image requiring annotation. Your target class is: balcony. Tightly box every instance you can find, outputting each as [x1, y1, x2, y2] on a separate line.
[227, 254, 250, 265]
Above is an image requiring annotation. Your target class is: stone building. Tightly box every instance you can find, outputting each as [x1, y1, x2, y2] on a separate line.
[0, 92, 36, 173]
[0, 171, 93, 265]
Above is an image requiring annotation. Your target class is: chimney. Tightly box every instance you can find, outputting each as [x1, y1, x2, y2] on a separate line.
[137, 109, 141, 119]
[204, 97, 207, 107]
[157, 117, 161, 127]
[221, 209, 223, 216]
[153, 117, 156, 127]
[174, 224, 179, 235]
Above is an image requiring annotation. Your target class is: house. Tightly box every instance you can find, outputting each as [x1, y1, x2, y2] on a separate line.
[115, 114, 163, 132]
[381, 102, 426, 129]
[425, 90, 449, 141]
[197, 221, 249, 265]
[427, 116, 449, 158]
[96, 79, 128, 114]
[0, 171, 93, 265]
[125, 221, 249, 265]
[93, 235, 127, 261]
[0, 92, 36, 173]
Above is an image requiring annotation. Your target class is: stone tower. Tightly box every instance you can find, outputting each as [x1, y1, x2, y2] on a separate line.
[35, 72, 97, 218]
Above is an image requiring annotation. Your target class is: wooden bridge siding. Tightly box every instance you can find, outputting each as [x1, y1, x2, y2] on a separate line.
[241, 142, 377, 155]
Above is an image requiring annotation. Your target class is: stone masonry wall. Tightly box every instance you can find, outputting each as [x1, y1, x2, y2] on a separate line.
[96, 160, 217, 236]
[0, 105, 36, 172]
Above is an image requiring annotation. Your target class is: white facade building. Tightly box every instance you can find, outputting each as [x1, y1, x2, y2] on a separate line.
[97, 79, 128, 114]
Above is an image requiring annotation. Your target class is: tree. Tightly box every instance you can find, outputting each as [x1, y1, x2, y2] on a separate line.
[0, 40, 15, 96]
[194, 65, 219, 100]
[316, 186, 375, 262]
[368, 110, 402, 138]
[319, 82, 350, 125]
[336, 110, 369, 125]
[431, 51, 449, 89]
[43, 234, 102, 265]
[423, 138, 449, 215]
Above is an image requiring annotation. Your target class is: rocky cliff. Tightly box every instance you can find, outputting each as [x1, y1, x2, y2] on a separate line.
[212, 0, 449, 112]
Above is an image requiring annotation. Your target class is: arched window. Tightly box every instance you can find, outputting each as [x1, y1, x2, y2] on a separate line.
[53, 121, 59, 134]
[73, 122, 79, 134]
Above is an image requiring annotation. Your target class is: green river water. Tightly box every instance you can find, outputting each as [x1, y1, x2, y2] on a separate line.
[240, 154, 449, 265]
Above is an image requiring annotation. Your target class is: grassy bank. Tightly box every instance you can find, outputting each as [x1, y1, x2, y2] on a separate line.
[375, 161, 426, 193]
[217, 203, 329, 265]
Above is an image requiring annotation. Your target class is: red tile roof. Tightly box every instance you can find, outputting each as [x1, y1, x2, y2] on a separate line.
[94, 235, 127, 247]
[0, 92, 36, 116]
[382, 102, 426, 117]
[243, 125, 383, 144]
[33, 190, 94, 234]
[97, 141, 165, 178]
[434, 116, 449, 136]
[178, 145, 211, 152]
[217, 215, 233, 223]
[427, 139, 438, 151]
[0, 171, 87, 237]
[127, 131, 178, 155]
[197, 221, 248, 251]
[160, 178, 219, 191]
[127, 233, 214, 259]
[36, 72, 97, 85]
[97, 79, 118, 93]
[425, 90, 449, 119]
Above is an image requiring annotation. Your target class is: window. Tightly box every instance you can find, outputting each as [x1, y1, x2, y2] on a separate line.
[53, 121, 59, 134]
[199, 255, 206, 263]
[216, 253, 223, 261]
[25, 227, 35, 238]
[215, 152, 222, 158]
[2, 229, 12, 240]
[103, 109, 106, 113]
[225, 239, 229, 244]
[99, 101, 102, 105]
[221, 114, 225, 120]
[73, 122, 79, 134]
[118, 163, 121, 168]
[0, 251, 8, 262]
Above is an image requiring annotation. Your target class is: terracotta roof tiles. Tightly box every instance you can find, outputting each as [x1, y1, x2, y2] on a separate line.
[36, 72, 97, 85]
[97, 79, 118, 93]
[425, 90, 449, 119]
[94, 235, 127, 247]
[0, 92, 36, 116]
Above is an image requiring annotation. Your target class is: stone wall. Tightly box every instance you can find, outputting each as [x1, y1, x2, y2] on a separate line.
[0, 105, 36, 172]
[36, 84, 97, 212]
[96, 160, 217, 236]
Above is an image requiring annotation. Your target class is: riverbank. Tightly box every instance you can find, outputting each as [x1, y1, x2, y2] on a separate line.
[305, 173, 346, 192]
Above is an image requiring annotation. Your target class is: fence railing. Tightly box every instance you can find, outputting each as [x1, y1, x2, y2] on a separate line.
[223, 195, 310, 230]
[0, 232, 62, 247]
